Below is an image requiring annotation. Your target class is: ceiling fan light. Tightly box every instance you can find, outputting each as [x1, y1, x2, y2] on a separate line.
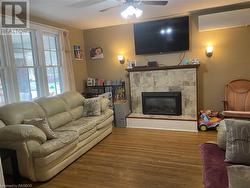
[121, 5, 142, 19]
[121, 10, 129, 18]
[135, 8, 143, 18]
[126, 5, 136, 16]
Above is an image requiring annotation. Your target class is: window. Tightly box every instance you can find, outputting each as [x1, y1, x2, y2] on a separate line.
[0, 38, 8, 106]
[0, 24, 66, 105]
[11, 32, 39, 101]
[42, 34, 63, 96]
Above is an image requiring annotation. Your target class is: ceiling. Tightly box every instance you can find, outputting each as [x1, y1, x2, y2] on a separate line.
[30, 0, 249, 30]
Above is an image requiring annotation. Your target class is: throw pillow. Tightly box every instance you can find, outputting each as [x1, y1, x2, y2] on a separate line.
[225, 119, 250, 165]
[82, 97, 101, 116]
[217, 120, 227, 150]
[227, 165, 250, 188]
[0, 120, 6, 128]
[100, 97, 110, 113]
[23, 118, 57, 140]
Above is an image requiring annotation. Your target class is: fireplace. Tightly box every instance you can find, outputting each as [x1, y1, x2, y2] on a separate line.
[142, 92, 182, 116]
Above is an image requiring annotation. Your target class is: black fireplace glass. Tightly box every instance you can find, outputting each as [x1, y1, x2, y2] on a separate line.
[142, 92, 182, 116]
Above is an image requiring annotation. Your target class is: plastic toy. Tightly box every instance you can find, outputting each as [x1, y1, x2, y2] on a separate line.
[199, 110, 222, 131]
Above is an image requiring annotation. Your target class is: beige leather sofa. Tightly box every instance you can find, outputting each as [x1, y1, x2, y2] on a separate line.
[0, 91, 113, 182]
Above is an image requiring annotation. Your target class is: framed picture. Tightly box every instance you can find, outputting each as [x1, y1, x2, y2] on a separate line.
[90, 47, 104, 59]
[73, 45, 83, 61]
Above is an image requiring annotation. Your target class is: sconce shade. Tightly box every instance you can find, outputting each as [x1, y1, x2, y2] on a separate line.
[206, 45, 214, 57]
[118, 55, 125, 64]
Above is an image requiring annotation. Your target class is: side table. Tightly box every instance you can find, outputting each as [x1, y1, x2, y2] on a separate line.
[0, 148, 21, 184]
[114, 100, 130, 128]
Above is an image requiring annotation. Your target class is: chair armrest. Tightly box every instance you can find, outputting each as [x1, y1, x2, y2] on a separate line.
[0, 124, 46, 144]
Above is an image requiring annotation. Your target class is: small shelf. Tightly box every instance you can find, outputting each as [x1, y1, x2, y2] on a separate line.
[85, 82, 126, 102]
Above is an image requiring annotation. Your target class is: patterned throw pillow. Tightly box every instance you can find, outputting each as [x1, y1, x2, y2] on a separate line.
[100, 97, 110, 113]
[225, 119, 250, 165]
[23, 118, 57, 140]
[82, 97, 101, 116]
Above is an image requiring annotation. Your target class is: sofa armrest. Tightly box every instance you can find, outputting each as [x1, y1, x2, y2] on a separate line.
[0, 124, 46, 144]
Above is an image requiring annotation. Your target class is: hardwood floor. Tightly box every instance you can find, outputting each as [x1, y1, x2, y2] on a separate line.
[25, 128, 216, 188]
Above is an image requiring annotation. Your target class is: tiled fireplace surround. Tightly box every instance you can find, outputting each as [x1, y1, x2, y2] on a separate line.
[126, 65, 199, 132]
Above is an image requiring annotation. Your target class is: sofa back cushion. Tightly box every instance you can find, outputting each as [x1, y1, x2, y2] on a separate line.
[58, 91, 85, 120]
[35, 96, 72, 130]
[0, 102, 45, 125]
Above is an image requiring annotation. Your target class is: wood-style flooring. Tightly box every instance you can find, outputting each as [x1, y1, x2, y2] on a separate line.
[22, 128, 216, 188]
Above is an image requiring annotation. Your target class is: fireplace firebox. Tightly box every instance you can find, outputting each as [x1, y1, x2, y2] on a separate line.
[142, 92, 182, 116]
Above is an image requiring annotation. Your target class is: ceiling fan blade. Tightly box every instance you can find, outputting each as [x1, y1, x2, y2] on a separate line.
[100, 4, 122, 12]
[69, 0, 107, 8]
[141, 1, 168, 6]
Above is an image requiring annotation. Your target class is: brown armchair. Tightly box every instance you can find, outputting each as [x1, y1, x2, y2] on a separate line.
[222, 79, 250, 119]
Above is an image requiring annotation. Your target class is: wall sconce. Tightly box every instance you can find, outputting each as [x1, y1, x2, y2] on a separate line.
[206, 45, 214, 57]
[118, 55, 125, 64]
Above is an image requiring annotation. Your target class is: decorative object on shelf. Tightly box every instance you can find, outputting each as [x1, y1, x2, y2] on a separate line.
[191, 58, 200, 64]
[206, 45, 214, 57]
[148, 61, 158, 67]
[181, 59, 190, 65]
[127, 60, 136, 69]
[90, 47, 104, 59]
[73, 45, 83, 61]
[117, 55, 125, 64]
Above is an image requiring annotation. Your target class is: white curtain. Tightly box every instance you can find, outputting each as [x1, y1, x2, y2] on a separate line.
[59, 31, 76, 91]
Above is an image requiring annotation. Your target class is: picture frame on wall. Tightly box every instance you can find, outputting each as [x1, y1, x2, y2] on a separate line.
[90, 47, 104, 59]
[74, 45, 83, 61]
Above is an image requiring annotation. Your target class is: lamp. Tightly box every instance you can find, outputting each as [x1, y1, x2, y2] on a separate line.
[206, 45, 214, 57]
[121, 5, 143, 19]
[118, 55, 125, 64]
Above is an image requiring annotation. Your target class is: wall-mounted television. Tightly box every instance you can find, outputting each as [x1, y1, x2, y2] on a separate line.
[134, 16, 189, 55]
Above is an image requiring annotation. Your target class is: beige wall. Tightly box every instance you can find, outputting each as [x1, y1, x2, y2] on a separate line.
[31, 16, 88, 93]
[84, 15, 250, 111]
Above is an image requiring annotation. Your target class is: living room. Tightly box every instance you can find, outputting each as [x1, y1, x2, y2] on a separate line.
[0, 0, 250, 188]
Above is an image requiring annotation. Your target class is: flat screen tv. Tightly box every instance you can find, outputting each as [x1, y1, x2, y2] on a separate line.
[134, 16, 189, 55]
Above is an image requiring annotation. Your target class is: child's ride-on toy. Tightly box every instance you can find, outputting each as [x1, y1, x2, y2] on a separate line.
[199, 110, 222, 131]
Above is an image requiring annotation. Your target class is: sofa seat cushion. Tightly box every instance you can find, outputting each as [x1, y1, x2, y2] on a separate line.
[96, 116, 113, 130]
[55, 118, 96, 135]
[78, 127, 96, 142]
[222, 110, 250, 119]
[83, 109, 113, 126]
[32, 130, 78, 158]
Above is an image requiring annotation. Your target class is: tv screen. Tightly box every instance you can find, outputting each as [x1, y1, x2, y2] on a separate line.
[134, 16, 189, 55]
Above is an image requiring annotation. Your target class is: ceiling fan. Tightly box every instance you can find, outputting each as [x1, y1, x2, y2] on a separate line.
[69, 0, 168, 19]
[100, 0, 168, 19]
[100, 0, 168, 12]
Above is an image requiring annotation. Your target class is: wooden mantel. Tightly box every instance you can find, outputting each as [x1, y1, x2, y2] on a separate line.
[126, 64, 200, 72]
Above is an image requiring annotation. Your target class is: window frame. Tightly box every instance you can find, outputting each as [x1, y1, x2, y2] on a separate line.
[0, 22, 67, 105]
[7, 31, 41, 101]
